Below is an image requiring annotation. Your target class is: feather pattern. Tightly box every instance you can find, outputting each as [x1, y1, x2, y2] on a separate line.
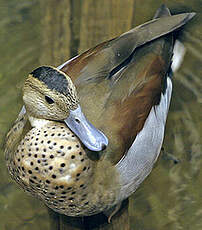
[116, 76, 172, 200]
[58, 6, 194, 164]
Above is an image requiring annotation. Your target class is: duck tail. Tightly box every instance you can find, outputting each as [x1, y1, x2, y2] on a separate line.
[154, 4, 186, 74]
[153, 4, 171, 18]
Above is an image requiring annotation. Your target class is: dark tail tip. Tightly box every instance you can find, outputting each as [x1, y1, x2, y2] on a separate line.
[153, 4, 171, 19]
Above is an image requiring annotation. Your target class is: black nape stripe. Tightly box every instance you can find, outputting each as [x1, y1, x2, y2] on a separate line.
[31, 66, 69, 95]
[108, 49, 134, 79]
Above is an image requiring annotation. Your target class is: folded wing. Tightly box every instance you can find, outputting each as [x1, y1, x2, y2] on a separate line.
[59, 6, 194, 164]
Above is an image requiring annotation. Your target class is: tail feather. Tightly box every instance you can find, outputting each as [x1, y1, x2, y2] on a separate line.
[154, 5, 186, 73]
[171, 40, 186, 73]
[153, 4, 171, 18]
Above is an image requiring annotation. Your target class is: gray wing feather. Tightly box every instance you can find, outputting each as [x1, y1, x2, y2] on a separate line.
[116, 77, 172, 201]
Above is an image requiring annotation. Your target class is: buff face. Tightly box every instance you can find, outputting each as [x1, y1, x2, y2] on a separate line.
[23, 66, 108, 151]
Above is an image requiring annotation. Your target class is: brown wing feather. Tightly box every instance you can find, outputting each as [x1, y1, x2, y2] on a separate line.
[96, 54, 167, 164]
[58, 10, 195, 164]
[61, 34, 173, 165]
[61, 40, 113, 82]
[60, 12, 193, 85]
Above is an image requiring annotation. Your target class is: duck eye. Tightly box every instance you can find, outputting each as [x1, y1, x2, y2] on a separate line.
[45, 96, 54, 104]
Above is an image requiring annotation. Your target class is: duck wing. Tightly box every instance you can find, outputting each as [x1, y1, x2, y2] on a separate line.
[59, 7, 194, 164]
[117, 5, 176, 200]
[59, 11, 194, 84]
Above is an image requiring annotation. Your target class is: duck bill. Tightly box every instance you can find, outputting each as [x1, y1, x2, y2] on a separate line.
[64, 105, 108, 151]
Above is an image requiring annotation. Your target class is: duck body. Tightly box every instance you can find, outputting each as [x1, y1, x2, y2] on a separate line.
[5, 5, 195, 217]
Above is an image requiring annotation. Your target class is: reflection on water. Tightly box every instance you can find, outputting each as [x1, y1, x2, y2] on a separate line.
[0, 0, 201, 229]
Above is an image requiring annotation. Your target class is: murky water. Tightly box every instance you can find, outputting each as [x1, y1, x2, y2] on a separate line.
[0, 0, 201, 229]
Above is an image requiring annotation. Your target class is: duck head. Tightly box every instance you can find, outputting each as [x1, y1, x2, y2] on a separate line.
[23, 66, 108, 152]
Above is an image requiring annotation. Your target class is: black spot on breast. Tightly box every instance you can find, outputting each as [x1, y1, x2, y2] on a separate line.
[31, 66, 69, 95]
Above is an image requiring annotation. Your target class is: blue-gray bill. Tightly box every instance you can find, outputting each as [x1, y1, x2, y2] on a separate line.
[64, 105, 108, 151]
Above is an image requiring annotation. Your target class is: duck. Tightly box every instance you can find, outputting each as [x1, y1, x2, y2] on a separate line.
[5, 5, 195, 220]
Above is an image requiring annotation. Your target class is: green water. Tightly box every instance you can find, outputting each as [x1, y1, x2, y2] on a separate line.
[0, 0, 201, 229]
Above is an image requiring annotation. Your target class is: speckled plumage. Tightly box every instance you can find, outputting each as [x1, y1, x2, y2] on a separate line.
[6, 120, 119, 216]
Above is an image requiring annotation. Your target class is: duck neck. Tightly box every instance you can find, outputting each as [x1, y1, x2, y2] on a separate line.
[28, 116, 50, 128]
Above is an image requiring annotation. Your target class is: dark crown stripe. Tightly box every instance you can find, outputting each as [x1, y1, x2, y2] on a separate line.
[31, 66, 69, 95]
